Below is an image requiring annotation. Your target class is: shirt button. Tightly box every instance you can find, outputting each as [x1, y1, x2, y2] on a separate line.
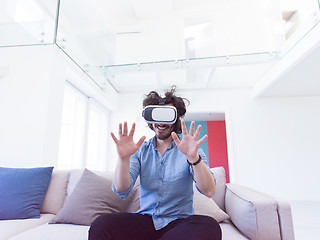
[160, 177, 163, 181]
[161, 161, 164, 165]
[158, 193, 161, 197]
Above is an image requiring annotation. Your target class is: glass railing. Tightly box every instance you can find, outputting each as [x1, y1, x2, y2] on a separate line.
[0, 0, 58, 46]
[278, 0, 320, 57]
[103, 52, 280, 91]
[1, 0, 319, 92]
[55, 0, 111, 90]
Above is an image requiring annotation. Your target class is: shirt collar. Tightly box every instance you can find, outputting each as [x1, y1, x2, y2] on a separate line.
[150, 135, 176, 150]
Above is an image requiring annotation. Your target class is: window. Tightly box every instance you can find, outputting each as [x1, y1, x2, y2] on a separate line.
[85, 99, 109, 171]
[57, 82, 110, 171]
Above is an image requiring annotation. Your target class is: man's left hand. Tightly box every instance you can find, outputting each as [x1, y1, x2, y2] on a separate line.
[171, 120, 207, 163]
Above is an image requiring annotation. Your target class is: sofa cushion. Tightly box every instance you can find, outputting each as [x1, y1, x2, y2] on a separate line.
[220, 222, 249, 240]
[0, 167, 53, 220]
[193, 184, 229, 222]
[41, 170, 70, 214]
[0, 214, 55, 240]
[8, 222, 89, 240]
[50, 169, 138, 226]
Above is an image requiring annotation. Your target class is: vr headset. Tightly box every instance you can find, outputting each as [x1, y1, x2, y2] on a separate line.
[142, 105, 177, 124]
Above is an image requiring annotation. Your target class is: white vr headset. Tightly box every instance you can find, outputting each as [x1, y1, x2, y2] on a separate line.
[142, 105, 177, 124]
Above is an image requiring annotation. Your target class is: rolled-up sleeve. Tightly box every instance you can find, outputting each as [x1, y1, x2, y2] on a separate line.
[190, 148, 216, 193]
[112, 146, 142, 200]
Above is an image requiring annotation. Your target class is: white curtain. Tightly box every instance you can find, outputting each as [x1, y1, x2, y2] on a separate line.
[57, 82, 110, 171]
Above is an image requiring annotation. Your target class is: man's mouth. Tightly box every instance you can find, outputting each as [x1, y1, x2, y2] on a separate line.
[154, 124, 173, 140]
[156, 125, 169, 131]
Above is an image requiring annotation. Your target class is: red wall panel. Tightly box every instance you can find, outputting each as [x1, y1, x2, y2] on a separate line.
[207, 121, 230, 183]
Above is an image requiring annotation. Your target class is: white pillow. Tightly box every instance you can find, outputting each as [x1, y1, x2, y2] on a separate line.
[211, 167, 227, 211]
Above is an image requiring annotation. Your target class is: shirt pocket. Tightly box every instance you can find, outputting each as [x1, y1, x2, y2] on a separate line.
[163, 163, 190, 182]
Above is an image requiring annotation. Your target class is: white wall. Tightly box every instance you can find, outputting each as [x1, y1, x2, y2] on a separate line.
[228, 94, 320, 202]
[0, 44, 118, 168]
[112, 92, 154, 142]
[115, 88, 320, 202]
[0, 45, 65, 167]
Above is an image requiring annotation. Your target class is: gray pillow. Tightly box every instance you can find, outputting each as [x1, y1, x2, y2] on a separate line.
[50, 168, 136, 225]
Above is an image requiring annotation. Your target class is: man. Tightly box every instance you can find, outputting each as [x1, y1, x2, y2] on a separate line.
[89, 89, 222, 240]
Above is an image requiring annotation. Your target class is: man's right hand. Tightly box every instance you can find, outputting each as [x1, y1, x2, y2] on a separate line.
[111, 122, 146, 161]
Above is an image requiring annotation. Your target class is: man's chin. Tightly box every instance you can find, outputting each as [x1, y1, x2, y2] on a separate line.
[156, 132, 172, 140]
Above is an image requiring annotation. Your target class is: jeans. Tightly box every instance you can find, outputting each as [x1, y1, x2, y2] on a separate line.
[88, 212, 222, 240]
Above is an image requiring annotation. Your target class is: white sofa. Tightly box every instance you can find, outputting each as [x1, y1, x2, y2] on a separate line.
[0, 167, 295, 240]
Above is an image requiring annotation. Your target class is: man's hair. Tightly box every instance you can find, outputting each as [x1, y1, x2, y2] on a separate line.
[143, 87, 189, 134]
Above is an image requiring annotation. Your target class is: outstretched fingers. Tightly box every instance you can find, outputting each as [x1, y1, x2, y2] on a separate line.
[113, 122, 133, 143]
[129, 123, 136, 137]
[118, 123, 122, 136]
[112, 121, 145, 144]
[117, 122, 135, 138]
[181, 120, 188, 136]
[194, 124, 202, 140]
[110, 132, 118, 144]
[197, 134, 208, 146]
[171, 132, 181, 145]
[189, 121, 195, 136]
[123, 121, 128, 136]
[136, 136, 146, 147]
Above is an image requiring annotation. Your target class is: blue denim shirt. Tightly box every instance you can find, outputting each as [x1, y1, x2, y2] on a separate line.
[112, 136, 213, 230]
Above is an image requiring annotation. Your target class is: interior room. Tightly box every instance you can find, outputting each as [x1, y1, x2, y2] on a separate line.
[0, 0, 320, 239]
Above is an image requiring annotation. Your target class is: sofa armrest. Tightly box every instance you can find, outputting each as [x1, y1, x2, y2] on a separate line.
[275, 197, 295, 240]
[225, 183, 295, 240]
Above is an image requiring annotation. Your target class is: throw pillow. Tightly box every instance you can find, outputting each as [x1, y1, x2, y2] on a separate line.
[50, 168, 137, 226]
[40, 170, 70, 214]
[193, 184, 229, 222]
[0, 166, 54, 220]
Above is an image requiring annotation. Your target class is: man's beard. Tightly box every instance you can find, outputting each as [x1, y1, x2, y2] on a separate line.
[154, 124, 174, 140]
[156, 131, 172, 140]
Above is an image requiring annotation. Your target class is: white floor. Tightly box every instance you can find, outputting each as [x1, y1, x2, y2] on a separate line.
[290, 201, 320, 240]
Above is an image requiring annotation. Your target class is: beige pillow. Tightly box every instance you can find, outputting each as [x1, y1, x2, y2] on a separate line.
[41, 170, 70, 214]
[50, 168, 137, 226]
[193, 184, 230, 222]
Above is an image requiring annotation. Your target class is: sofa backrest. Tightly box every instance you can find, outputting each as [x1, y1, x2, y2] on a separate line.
[40, 167, 227, 214]
[210, 167, 227, 211]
